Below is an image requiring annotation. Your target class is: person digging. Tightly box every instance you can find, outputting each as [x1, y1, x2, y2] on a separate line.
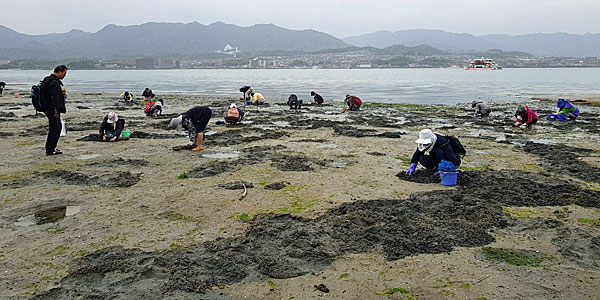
[170, 106, 213, 151]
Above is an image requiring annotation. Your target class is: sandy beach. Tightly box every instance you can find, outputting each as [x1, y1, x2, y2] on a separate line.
[0, 91, 599, 299]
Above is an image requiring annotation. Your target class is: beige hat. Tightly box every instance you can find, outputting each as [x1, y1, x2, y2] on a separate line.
[169, 115, 183, 131]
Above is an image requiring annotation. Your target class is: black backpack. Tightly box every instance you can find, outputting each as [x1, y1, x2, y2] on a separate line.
[444, 135, 466, 158]
[31, 82, 47, 113]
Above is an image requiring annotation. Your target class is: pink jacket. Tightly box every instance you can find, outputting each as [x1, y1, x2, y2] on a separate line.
[516, 105, 538, 125]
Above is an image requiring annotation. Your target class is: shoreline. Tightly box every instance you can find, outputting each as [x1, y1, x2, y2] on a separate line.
[0, 92, 599, 299]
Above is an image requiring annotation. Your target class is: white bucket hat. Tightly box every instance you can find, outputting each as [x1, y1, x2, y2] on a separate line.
[107, 112, 118, 123]
[169, 115, 183, 131]
[230, 103, 237, 108]
[415, 129, 435, 144]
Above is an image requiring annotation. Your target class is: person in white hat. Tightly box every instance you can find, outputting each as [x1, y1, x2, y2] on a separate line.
[100, 111, 125, 142]
[405, 129, 461, 175]
[223, 103, 244, 124]
[170, 106, 213, 151]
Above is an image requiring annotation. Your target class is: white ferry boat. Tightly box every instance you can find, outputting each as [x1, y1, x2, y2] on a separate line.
[465, 58, 502, 70]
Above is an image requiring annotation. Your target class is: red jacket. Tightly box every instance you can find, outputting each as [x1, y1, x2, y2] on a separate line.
[516, 105, 538, 125]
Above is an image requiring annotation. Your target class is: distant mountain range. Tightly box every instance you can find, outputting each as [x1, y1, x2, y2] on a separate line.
[0, 22, 350, 60]
[343, 29, 600, 57]
[0, 23, 599, 59]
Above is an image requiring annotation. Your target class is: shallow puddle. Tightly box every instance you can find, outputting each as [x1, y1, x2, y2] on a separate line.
[14, 205, 81, 227]
[77, 154, 101, 160]
[203, 148, 241, 159]
[271, 121, 290, 127]
[328, 161, 348, 168]
[317, 144, 337, 149]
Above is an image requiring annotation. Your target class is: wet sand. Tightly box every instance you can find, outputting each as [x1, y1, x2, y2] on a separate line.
[0, 92, 599, 299]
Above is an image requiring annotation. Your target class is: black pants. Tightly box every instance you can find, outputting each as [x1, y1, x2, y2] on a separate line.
[45, 112, 61, 153]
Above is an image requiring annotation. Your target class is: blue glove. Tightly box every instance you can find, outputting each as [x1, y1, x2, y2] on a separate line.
[406, 163, 417, 175]
[434, 171, 440, 177]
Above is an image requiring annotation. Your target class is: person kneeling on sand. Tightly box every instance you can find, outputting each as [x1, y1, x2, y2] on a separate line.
[344, 94, 362, 111]
[144, 98, 163, 116]
[311, 91, 324, 105]
[170, 106, 213, 151]
[120, 91, 134, 105]
[472, 100, 491, 118]
[288, 94, 302, 109]
[224, 103, 244, 124]
[252, 92, 265, 105]
[406, 129, 461, 175]
[514, 105, 538, 129]
[100, 112, 125, 142]
[556, 98, 579, 120]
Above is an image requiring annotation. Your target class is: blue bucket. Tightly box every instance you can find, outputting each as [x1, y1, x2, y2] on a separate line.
[548, 114, 557, 121]
[440, 171, 458, 186]
[557, 114, 567, 121]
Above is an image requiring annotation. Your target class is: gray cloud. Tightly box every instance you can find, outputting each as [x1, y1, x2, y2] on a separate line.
[1, 0, 599, 37]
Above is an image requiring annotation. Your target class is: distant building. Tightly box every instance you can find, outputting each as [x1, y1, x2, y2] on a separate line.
[158, 58, 175, 69]
[136, 58, 154, 69]
[584, 57, 598, 65]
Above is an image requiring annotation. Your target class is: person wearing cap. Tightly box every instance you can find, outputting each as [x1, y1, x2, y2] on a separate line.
[311, 91, 324, 105]
[224, 103, 244, 124]
[252, 92, 265, 105]
[514, 105, 538, 128]
[100, 112, 125, 142]
[406, 129, 461, 175]
[472, 100, 491, 118]
[344, 94, 362, 111]
[556, 98, 579, 120]
[170, 106, 213, 151]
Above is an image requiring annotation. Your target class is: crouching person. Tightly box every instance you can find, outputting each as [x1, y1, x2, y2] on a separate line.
[514, 105, 538, 128]
[288, 94, 302, 109]
[224, 103, 244, 124]
[170, 106, 213, 151]
[144, 98, 163, 116]
[100, 112, 125, 142]
[406, 129, 461, 175]
[556, 98, 579, 120]
[472, 100, 491, 117]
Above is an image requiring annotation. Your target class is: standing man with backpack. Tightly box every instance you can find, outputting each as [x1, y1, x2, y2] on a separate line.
[41, 65, 68, 155]
[405, 129, 463, 175]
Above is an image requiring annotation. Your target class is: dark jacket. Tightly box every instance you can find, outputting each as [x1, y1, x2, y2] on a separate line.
[41, 74, 65, 114]
[410, 134, 460, 167]
[99, 117, 125, 137]
[142, 89, 152, 98]
[313, 93, 324, 104]
[183, 106, 212, 125]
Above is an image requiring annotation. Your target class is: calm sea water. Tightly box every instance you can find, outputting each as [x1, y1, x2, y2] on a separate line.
[2, 68, 599, 105]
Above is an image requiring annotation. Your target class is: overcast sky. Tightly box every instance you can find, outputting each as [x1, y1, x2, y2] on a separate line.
[1, 0, 599, 37]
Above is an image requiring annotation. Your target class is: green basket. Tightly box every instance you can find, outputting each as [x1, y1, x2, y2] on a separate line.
[122, 130, 130, 138]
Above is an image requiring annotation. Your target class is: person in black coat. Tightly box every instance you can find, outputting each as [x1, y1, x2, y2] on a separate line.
[406, 129, 461, 175]
[311, 91, 323, 105]
[100, 112, 125, 142]
[0, 82, 5, 94]
[170, 106, 213, 151]
[41, 65, 68, 155]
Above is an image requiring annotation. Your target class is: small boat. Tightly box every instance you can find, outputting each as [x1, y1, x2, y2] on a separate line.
[465, 57, 502, 70]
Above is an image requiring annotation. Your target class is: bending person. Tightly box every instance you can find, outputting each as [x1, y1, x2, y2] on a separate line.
[406, 129, 461, 175]
[100, 112, 125, 142]
[514, 105, 538, 128]
[170, 106, 213, 151]
[556, 98, 579, 120]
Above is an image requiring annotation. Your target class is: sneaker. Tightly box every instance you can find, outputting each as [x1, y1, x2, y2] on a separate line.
[46, 150, 62, 156]
[191, 146, 205, 151]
